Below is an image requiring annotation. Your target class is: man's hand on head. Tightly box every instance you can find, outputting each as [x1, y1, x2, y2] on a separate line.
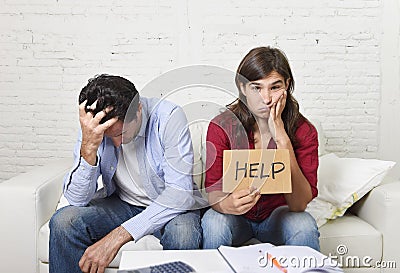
[79, 225, 133, 273]
[79, 100, 118, 165]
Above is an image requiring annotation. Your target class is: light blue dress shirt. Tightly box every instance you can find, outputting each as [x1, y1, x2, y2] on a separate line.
[63, 97, 196, 241]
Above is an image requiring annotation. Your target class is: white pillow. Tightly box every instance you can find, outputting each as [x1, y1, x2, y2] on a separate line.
[306, 153, 396, 227]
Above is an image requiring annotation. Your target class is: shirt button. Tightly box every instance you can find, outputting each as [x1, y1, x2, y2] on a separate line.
[111, 166, 114, 170]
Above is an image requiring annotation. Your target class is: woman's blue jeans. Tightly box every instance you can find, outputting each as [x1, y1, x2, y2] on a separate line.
[49, 194, 202, 273]
[201, 205, 320, 251]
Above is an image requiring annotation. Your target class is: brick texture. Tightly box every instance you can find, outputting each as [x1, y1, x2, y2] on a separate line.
[0, 0, 389, 181]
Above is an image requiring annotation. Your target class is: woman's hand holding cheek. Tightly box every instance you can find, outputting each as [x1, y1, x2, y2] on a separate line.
[268, 90, 287, 142]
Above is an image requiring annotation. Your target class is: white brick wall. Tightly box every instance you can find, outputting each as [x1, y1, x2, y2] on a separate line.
[0, 0, 398, 182]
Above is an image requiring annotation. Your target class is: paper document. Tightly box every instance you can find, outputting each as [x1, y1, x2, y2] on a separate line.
[217, 243, 343, 273]
[118, 244, 343, 273]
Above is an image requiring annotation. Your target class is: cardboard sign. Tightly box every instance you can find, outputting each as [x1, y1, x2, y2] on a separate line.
[222, 149, 292, 194]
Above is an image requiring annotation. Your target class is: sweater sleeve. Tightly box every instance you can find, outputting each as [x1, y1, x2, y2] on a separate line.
[204, 120, 231, 192]
[294, 120, 319, 199]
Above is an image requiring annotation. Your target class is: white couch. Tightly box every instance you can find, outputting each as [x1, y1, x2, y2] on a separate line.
[1, 122, 400, 273]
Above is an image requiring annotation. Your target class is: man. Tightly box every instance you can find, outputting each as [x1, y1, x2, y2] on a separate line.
[49, 74, 202, 273]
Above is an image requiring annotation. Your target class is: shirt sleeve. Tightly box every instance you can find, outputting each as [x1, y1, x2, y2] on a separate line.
[204, 120, 230, 192]
[294, 120, 319, 199]
[63, 131, 101, 206]
[121, 106, 196, 240]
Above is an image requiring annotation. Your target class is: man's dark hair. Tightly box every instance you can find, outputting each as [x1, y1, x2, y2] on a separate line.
[79, 74, 140, 123]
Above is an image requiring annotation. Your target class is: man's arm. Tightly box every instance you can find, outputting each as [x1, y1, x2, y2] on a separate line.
[65, 101, 120, 273]
[121, 105, 196, 241]
[78, 105, 196, 273]
[79, 226, 132, 273]
[63, 133, 100, 206]
[63, 100, 117, 206]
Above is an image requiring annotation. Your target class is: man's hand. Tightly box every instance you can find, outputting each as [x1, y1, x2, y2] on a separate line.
[79, 226, 133, 273]
[79, 100, 118, 165]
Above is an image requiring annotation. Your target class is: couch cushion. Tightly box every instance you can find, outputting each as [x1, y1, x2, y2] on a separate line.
[319, 214, 382, 267]
[189, 120, 209, 192]
[39, 221, 162, 267]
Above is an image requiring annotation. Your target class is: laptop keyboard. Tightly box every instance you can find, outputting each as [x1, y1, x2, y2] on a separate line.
[148, 261, 195, 273]
[118, 261, 196, 273]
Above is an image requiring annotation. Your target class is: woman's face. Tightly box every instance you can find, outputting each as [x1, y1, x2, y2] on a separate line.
[240, 71, 289, 120]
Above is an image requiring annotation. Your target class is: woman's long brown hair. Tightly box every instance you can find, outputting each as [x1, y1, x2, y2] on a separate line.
[228, 46, 305, 145]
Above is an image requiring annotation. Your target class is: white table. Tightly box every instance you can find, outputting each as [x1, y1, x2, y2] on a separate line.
[119, 249, 233, 273]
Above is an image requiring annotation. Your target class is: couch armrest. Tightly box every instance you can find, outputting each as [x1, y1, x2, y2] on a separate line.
[351, 181, 400, 269]
[0, 159, 71, 273]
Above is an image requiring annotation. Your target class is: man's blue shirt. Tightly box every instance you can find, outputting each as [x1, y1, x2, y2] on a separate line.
[63, 97, 196, 241]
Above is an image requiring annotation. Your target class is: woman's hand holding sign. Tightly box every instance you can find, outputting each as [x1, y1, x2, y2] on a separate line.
[209, 187, 261, 215]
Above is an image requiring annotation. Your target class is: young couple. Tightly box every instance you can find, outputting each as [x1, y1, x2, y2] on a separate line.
[49, 46, 320, 273]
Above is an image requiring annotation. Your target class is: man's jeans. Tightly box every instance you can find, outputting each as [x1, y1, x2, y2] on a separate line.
[202, 205, 320, 251]
[49, 194, 202, 273]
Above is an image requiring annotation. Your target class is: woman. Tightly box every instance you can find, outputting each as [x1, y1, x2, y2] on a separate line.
[202, 46, 320, 250]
